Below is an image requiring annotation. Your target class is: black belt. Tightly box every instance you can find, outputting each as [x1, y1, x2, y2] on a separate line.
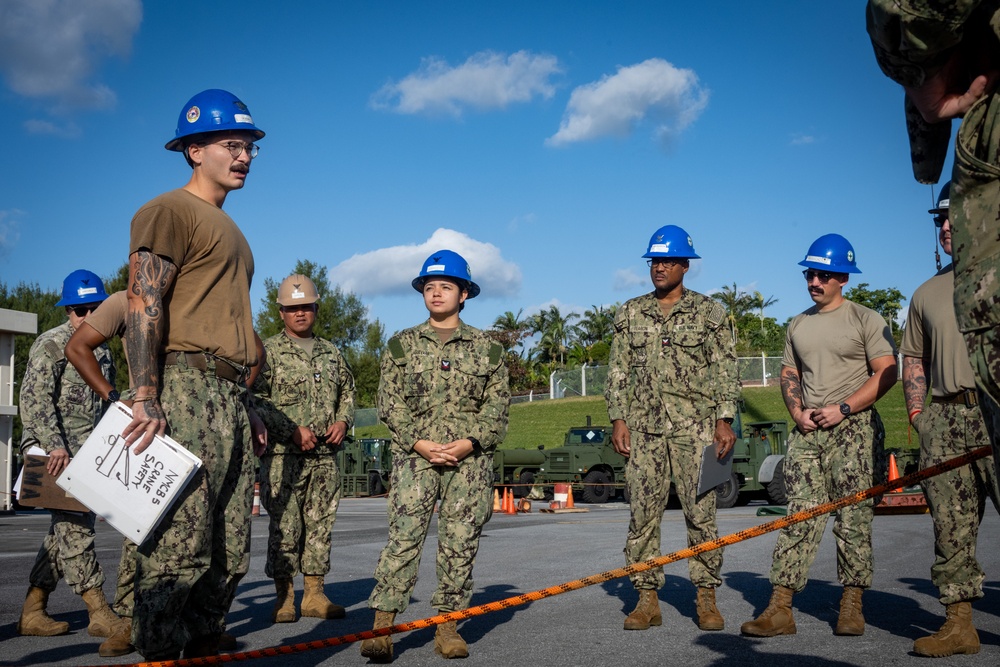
[163, 351, 248, 384]
[931, 389, 978, 408]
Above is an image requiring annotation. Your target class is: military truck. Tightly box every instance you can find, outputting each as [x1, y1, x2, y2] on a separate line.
[338, 436, 392, 497]
[494, 410, 790, 507]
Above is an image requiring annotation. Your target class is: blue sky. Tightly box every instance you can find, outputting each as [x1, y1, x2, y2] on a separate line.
[0, 1, 953, 342]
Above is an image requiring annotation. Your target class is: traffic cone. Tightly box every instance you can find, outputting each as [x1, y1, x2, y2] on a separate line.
[518, 498, 531, 513]
[565, 485, 575, 509]
[504, 488, 517, 515]
[553, 483, 569, 509]
[888, 454, 901, 490]
[252, 482, 261, 517]
[493, 488, 501, 512]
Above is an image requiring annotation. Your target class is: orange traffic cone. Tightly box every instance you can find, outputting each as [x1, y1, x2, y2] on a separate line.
[517, 498, 531, 513]
[505, 488, 517, 515]
[553, 483, 569, 509]
[493, 488, 501, 512]
[888, 454, 901, 489]
[565, 485, 575, 509]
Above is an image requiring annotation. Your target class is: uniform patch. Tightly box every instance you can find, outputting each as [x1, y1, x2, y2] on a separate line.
[661, 338, 670, 346]
[441, 360, 451, 371]
[387, 337, 406, 360]
[186, 105, 200, 124]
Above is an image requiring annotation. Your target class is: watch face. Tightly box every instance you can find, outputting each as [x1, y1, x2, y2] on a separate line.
[840, 403, 850, 415]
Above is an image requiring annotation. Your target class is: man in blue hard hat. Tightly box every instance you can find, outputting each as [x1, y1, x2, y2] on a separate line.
[120, 89, 268, 661]
[17, 270, 120, 639]
[742, 234, 897, 639]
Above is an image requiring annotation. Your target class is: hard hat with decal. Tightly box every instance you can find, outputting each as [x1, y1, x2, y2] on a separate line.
[798, 233, 861, 274]
[928, 181, 950, 214]
[642, 224, 700, 259]
[276, 274, 319, 306]
[165, 89, 265, 151]
[55, 269, 109, 307]
[411, 250, 480, 298]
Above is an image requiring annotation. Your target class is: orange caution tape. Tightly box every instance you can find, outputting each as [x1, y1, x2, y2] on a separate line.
[93, 446, 991, 667]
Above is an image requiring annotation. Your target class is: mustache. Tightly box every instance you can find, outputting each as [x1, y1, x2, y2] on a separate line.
[231, 164, 249, 174]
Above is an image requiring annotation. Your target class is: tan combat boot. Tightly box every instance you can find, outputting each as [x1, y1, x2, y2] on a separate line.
[696, 587, 725, 631]
[272, 578, 296, 623]
[16, 586, 69, 636]
[913, 601, 981, 657]
[624, 589, 662, 630]
[435, 621, 469, 658]
[301, 575, 346, 619]
[81, 587, 122, 638]
[360, 610, 395, 663]
[740, 585, 796, 636]
[835, 586, 865, 636]
[98, 617, 134, 657]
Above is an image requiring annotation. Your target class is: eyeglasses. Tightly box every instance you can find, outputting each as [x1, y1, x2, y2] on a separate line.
[69, 305, 98, 317]
[647, 258, 684, 268]
[211, 141, 260, 159]
[802, 269, 836, 282]
[933, 214, 948, 228]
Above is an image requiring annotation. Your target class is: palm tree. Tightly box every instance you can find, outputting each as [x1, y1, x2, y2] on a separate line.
[713, 283, 756, 346]
[573, 304, 616, 347]
[752, 291, 778, 333]
[530, 305, 578, 366]
[491, 309, 530, 355]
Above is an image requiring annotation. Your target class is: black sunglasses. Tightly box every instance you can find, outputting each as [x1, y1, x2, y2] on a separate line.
[933, 214, 948, 228]
[69, 305, 98, 317]
[802, 269, 836, 282]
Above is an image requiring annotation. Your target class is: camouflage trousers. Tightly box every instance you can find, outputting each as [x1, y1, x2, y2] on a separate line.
[133, 362, 254, 659]
[916, 401, 1000, 605]
[112, 538, 137, 617]
[965, 329, 1000, 484]
[624, 418, 722, 590]
[369, 449, 494, 613]
[28, 509, 105, 595]
[770, 409, 886, 592]
[260, 453, 342, 579]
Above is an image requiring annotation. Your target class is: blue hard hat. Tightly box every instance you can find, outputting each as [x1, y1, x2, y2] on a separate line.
[642, 225, 700, 259]
[55, 269, 109, 307]
[798, 233, 861, 274]
[411, 250, 480, 298]
[165, 89, 265, 151]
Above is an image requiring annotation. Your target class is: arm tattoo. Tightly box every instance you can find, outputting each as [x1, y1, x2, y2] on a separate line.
[901, 356, 929, 414]
[125, 251, 177, 394]
[780, 366, 803, 415]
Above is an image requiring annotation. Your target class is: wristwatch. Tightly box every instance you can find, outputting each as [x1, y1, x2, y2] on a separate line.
[839, 402, 851, 416]
[107, 389, 120, 403]
[467, 436, 481, 450]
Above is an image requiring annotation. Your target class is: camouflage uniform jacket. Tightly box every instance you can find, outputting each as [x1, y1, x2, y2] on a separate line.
[378, 321, 509, 453]
[606, 289, 738, 435]
[19, 321, 114, 456]
[253, 331, 355, 456]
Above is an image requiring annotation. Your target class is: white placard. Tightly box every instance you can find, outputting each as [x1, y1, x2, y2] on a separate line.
[57, 403, 202, 544]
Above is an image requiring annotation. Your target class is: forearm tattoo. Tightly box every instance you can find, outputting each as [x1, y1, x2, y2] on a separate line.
[125, 251, 177, 399]
[780, 366, 804, 414]
[901, 356, 929, 413]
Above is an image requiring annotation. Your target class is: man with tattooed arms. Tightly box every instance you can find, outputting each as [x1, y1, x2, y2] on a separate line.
[742, 234, 896, 640]
[121, 89, 267, 661]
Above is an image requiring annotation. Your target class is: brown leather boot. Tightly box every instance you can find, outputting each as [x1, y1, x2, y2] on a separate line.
[98, 617, 134, 657]
[434, 621, 469, 658]
[360, 610, 395, 663]
[913, 601, 981, 657]
[17, 586, 69, 636]
[624, 589, 662, 630]
[835, 586, 865, 636]
[81, 587, 122, 638]
[696, 587, 725, 631]
[184, 633, 221, 658]
[219, 632, 237, 651]
[272, 578, 296, 623]
[301, 575, 346, 619]
[740, 585, 796, 637]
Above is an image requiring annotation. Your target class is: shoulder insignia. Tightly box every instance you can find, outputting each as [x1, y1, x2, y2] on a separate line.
[43, 340, 66, 363]
[706, 302, 727, 328]
[387, 336, 407, 361]
[488, 343, 503, 366]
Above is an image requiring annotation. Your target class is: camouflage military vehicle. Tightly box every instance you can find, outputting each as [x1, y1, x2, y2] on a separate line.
[338, 436, 392, 497]
[494, 410, 790, 507]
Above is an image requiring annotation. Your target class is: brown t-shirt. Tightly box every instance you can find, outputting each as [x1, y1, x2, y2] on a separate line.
[129, 188, 256, 366]
[87, 290, 132, 387]
[899, 264, 977, 396]
[782, 299, 897, 408]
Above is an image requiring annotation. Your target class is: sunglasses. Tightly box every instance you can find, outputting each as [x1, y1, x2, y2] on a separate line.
[802, 269, 836, 282]
[69, 305, 98, 317]
[933, 214, 948, 228]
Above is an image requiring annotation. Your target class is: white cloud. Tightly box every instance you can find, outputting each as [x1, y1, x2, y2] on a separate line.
[371, 50, 561, 117]
[328, 228, 522, 298]
[547, 58, 709, 148]
[0, 209, 24, 259]
[790, 133, 816, 145]
[507, 212, 537, 232]
[0, 0, 141, 112]
[613, 268, 646, 291]
[24, 118, 80, 138]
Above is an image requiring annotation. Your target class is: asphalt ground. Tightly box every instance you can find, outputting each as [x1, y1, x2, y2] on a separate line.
[0, 497, 998, 667]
